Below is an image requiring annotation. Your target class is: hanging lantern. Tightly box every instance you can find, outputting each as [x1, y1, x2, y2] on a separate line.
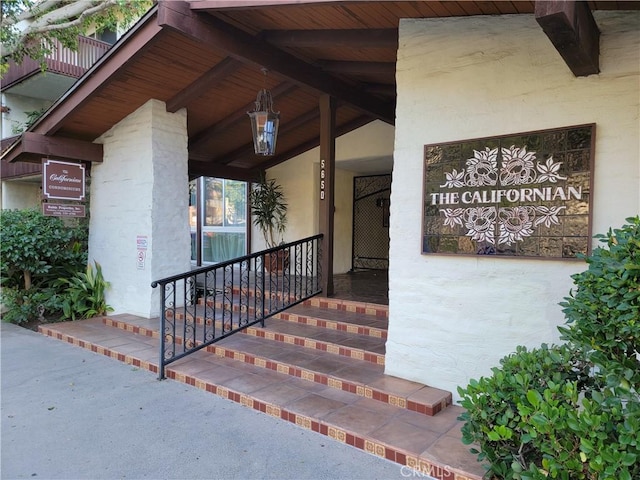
[247, 88, 280, 156]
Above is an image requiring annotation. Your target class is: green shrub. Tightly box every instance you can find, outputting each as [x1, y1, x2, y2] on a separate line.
[559, 217, 639, 395]
[0, 209, 87, 290]
[458, 216, 640, 480]
[1, 209, 88, 324]
[0, 288, 64, 325]
[458, 344, 592, 479]
[56, 261, 113, 321]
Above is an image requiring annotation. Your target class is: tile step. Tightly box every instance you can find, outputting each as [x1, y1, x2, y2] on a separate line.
[37, 319, 482, 480]
[172, 307, 386, 363]
[175, 301, 388, 341]
[197, 291, 389, 319]
[102, 314, 449, 416]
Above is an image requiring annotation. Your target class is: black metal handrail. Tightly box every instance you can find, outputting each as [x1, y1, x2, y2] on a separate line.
[151, 234, 323, 379]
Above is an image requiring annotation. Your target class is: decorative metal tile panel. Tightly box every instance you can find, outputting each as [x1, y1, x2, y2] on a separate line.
[422, 125, 594, 258]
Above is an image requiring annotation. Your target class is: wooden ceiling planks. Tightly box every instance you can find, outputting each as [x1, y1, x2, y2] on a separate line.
[9, 0, 635, 175]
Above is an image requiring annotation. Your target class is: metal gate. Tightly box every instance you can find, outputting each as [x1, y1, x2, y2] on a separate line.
[352, 174, 391, 270]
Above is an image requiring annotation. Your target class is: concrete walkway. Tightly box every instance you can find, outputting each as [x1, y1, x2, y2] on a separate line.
[1, 323, 408, 480]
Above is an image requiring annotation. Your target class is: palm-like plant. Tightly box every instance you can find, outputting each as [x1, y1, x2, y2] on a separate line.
[249, 177, 287, 249]
[57, 261, 113, 320]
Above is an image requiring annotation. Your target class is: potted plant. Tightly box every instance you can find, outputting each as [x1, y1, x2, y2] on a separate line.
[249, 176, 288, 271]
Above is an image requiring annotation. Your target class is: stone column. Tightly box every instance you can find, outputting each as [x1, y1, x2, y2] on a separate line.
[90, 99, 190, 318]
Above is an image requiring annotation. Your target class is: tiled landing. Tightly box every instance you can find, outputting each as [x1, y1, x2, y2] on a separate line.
[39, 297, 484, 480]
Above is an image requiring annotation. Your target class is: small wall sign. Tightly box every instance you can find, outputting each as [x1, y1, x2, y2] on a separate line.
[42, 159, 86, 201]
[422, 124, 594, 258]
[42, 203, 86, 218]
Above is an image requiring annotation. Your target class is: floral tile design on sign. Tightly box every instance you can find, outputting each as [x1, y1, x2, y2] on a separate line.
[422, 125, 594, 258]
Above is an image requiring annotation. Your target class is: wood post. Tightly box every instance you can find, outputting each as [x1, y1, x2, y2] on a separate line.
[319, 95, 336, 296]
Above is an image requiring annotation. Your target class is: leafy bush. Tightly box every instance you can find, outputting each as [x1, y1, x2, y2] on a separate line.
[559, 217, 639, 393]
[0, 209, 87, 290]
[56, 261, 113, 321]
[1, 209, 88, 324]
[0, 288, 64, 325]
[458, 217, 640, 480]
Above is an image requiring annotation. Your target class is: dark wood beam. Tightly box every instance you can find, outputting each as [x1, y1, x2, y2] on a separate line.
[166, 57, 242, 112]
[190, 1, 345, 10]
[201, 106, 321, 165]
[318, 61, 396, 76]
[15, 133, 103, 163]
[363, 83, 396, 97]
[189, 82, 298, 150]
[535, 0, 600, 76]
[157, 1, 395, 124]
[259, 115, 373, 171]
[319, 95, 336, 297]
[263, 29, 398, 49]
[188, 160, 262, 182]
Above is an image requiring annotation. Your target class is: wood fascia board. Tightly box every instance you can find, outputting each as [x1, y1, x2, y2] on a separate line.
[263, 28, 398, 49]
[318, 61, 396, 75]
[188, 160, 262, 181]
[363, 83, 396, 97]
[189, 1, 350, 11]
[20, 133, 103, 163]
[166, 57, 242, 112]
[29, 6, 163, 136]
[535, 0, 600, 76]
[158, 1, 395, 123]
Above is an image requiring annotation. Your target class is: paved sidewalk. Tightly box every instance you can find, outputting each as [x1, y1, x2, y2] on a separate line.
[1, 323, 407, 480]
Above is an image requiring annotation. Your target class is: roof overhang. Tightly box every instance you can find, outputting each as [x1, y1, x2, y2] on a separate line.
[1, 1, 634, 178]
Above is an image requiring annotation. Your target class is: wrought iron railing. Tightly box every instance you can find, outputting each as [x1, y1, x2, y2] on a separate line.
[151, 234, 323, 379]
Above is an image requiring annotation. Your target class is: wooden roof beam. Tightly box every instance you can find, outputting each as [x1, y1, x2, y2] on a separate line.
[166, 57, 242, 112]
[190, 1, 346, 11]
[201, 106, 322, 165]
[5, 133, 103, 164]
[157, 1, 395, 124]
[189, 82, 298, 150]
[318, 61, 396, 76]
[263, 29, 398, 49]
[258, 115, 374, 171]
[188, 160, 261, 182]
[363, 83, 396, 97]
[535, 0, 600, 76]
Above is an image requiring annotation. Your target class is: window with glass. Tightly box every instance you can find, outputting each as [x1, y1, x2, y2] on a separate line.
[189, 177, 247, 264]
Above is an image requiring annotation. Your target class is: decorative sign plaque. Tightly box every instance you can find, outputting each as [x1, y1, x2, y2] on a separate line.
[422, 125, 594, 258]
[42, 159, 86, 201]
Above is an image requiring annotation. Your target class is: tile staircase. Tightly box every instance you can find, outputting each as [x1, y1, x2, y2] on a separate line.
[39, 296, 484, 480]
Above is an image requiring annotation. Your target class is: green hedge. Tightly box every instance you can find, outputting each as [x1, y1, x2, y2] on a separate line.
[458, 217, 640, 480]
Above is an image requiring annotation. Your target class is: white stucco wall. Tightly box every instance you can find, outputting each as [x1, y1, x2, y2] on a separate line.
[1, 93, 51, 139]
[386, 12, 640, 401]
[0, 180, 40, 210]
[91, 99, 190, 318]
[256, 120, 394, 274]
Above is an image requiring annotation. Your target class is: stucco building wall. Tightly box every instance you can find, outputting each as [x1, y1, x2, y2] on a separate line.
[91, 99, 190, 318]
[258, 121, 394, 274]
[1, 93, 50, 139]
[0, 181, 40, 210]
[386, 12, 640, 401]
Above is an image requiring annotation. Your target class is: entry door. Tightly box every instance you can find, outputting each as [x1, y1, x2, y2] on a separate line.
[352, 174, 391, 270]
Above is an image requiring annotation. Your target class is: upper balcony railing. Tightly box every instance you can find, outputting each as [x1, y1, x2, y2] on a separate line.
[2, 36, 111, 89]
